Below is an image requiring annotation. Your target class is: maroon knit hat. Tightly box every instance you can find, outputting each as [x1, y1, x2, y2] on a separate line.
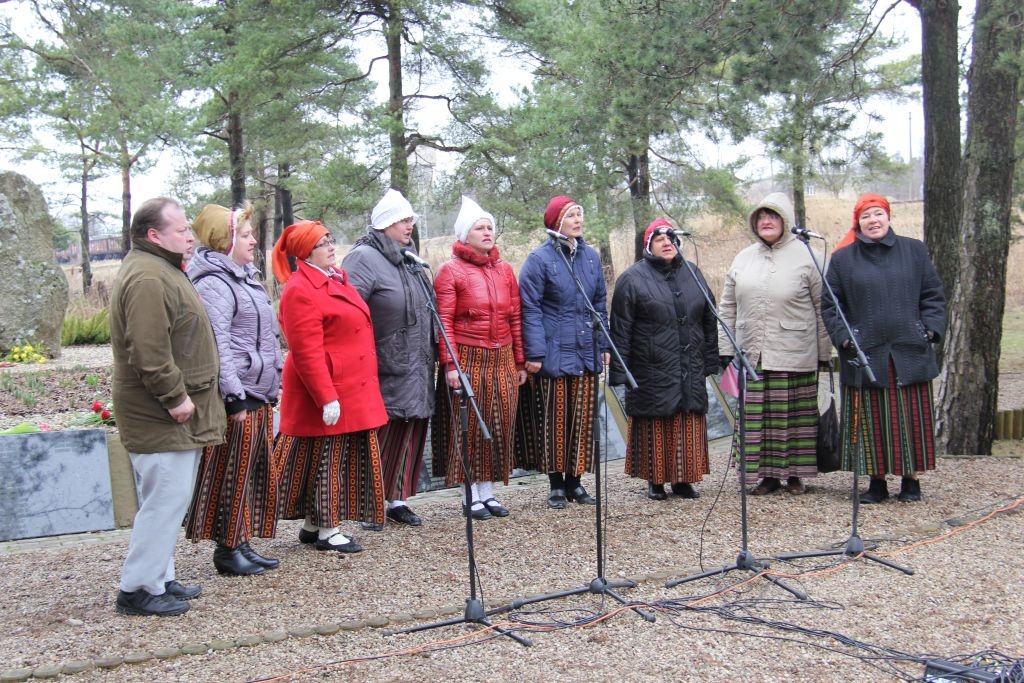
[643, 218, 676, 252]
[543, 195, 581, 231]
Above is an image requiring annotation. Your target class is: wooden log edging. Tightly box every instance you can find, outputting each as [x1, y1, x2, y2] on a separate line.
[994, 408, 1024, 439]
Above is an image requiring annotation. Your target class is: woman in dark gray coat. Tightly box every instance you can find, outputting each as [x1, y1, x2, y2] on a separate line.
[342, 189, 435, 528]
[609, 219, 719, 500]
[822, 193, 945, 504]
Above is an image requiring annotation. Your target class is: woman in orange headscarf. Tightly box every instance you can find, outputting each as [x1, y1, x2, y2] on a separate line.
[271, 221, 388, 553]
[822, 194, 946, 503]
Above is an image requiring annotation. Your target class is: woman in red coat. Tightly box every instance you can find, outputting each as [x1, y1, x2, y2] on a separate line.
[270, 221, 388, 553]
[432, 196, 526, 519]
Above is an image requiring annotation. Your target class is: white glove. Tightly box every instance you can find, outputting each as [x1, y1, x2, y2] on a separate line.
[322, 400, 340, 426]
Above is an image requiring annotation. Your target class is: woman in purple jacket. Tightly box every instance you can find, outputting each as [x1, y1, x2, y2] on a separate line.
[185, 204, 284, 576]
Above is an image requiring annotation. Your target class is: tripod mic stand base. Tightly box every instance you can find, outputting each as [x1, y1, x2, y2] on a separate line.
[385, 598, 533, 646]
[774, 533, 914, 575]
[665, 549, 809, 600]
[511, 577, 656, 623]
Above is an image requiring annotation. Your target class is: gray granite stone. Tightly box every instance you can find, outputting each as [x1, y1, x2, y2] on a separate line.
[0, 429, 114, 541]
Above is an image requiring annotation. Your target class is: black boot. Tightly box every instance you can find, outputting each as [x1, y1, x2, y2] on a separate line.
[547, 472, 567, 509]
[213, 544, 265, 576]
[239, 541, 280, 569]
[859, 478, 889, 504]
[565, 473, 597, 505]
[648, 482, 667, 500]
[897, 477, 922, 502]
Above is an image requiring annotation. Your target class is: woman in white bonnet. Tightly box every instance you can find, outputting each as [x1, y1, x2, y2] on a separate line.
[342, 189, 436, 529]
[431, 196, 526, 519]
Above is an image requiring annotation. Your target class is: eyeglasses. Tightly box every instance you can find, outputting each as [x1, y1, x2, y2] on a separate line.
[314, 235, 336, 249]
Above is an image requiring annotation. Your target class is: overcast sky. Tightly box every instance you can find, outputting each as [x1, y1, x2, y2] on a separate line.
[2, 1, 974, 224]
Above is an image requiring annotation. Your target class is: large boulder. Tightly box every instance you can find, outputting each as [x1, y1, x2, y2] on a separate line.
[0, 172, 68, 359]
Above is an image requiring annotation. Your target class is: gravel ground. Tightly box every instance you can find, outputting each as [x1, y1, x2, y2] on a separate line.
[1, 347, 1023, 681]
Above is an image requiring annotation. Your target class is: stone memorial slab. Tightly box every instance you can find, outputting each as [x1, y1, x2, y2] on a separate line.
[0, 429, 114, 541]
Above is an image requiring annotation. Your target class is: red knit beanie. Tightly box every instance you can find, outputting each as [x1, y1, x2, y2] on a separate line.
[644, 217, 675, 252]
[543, 196, 581, 231]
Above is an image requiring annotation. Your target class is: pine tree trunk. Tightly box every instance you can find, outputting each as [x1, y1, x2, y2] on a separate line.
[914, 0, 962, 296]
[935, 0, 1021, 455]
[627, 145, 651, 262]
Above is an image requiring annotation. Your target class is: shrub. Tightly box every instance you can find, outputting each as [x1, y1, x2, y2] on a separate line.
[61, 307, 111, 346]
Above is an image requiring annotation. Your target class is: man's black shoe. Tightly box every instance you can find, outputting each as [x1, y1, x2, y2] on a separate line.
[116, 589, 189, 617]
[164, 580, 202, 600]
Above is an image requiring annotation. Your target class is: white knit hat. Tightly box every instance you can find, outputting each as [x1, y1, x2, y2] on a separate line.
[370, 188, 418, 231]
[453, 196, 495, 243]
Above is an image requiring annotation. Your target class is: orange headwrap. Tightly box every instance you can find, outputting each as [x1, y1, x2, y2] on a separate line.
[851, 193, 890, 229]
[271, 220, 329, 284]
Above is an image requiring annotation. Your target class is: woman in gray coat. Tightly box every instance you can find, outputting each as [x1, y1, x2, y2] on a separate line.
[185, 204, 284, 576]
[342, 189, 435, 528]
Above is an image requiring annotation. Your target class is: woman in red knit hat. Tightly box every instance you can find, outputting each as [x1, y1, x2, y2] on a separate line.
[516, 195, 609, 508]
[609, 218, 718, 500]
[822, 194, 946, 503]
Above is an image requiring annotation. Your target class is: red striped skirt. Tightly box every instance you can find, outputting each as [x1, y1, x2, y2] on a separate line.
[624, 412, 710, 484]
[185, 403, 279, 546]
[376, 417, 428, 500]
[432, 344, 518, 486]
[274, 429, 385, 528]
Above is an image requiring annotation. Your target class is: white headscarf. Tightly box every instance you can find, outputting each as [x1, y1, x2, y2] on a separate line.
[453, 195, 495, 243]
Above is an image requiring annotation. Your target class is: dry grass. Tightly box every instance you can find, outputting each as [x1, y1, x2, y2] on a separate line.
[62, 197, 1024, 314]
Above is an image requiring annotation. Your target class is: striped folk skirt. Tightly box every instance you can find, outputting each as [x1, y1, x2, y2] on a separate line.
[839, 370, 936, 477]
[624, 412, 710, 484]
[376, 417, 428, 501]
[513, 372, 599, 476]
[185, 403, 279, 547]
[432, 344, 518, 486]
[732, 368, 819, 486]
[274, 429, 385, 528]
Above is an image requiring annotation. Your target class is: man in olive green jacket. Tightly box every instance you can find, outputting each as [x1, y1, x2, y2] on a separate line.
[111, 197, 226, 617]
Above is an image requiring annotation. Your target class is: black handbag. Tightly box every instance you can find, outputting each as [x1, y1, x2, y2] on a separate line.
[817, 368, 841, 473]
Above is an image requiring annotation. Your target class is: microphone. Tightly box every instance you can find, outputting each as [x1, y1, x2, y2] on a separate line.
[400, 248, 431, 268]
[671, 229, 691, 238]
[545, 228, 571, 242]
[791, 226, 825, 240]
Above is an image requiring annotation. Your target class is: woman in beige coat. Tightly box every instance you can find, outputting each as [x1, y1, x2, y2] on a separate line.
[717, 192, 832, 495]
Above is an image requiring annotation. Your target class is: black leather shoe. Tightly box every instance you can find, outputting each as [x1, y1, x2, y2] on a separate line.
[463, 503, 492, 520]
[361, 521, 384, 531]
[239, 542, 279, 569]
[482, 498, 510, 517]
[213, 545, 266, 576]
[315, 533, 363, 553]
[116, 589, 189, 617]
[164, 580, 201, 600]
[568, 486, 597, 505]
[387, 505, 423, 526]
[298, 527, 317, 544]
[547, 488, 567, 509]
[648, 482, 667, 500]
[671, 482, 700, 499]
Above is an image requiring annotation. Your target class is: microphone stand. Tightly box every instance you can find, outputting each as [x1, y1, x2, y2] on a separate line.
[772, 234, 913, 575]
[664, 238, 807, 600]
[511, 236, 655, 623]
[385, 260, 532, 646]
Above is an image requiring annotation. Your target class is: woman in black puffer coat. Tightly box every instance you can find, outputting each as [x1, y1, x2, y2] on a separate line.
[609, 218, 719, 501]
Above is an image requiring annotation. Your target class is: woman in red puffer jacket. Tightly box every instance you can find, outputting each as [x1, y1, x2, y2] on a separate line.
[431, 196, 526, 520]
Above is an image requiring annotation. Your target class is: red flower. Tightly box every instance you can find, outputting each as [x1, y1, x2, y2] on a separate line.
[100, 409, 111, 420]
[92, 400, 103, 413]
